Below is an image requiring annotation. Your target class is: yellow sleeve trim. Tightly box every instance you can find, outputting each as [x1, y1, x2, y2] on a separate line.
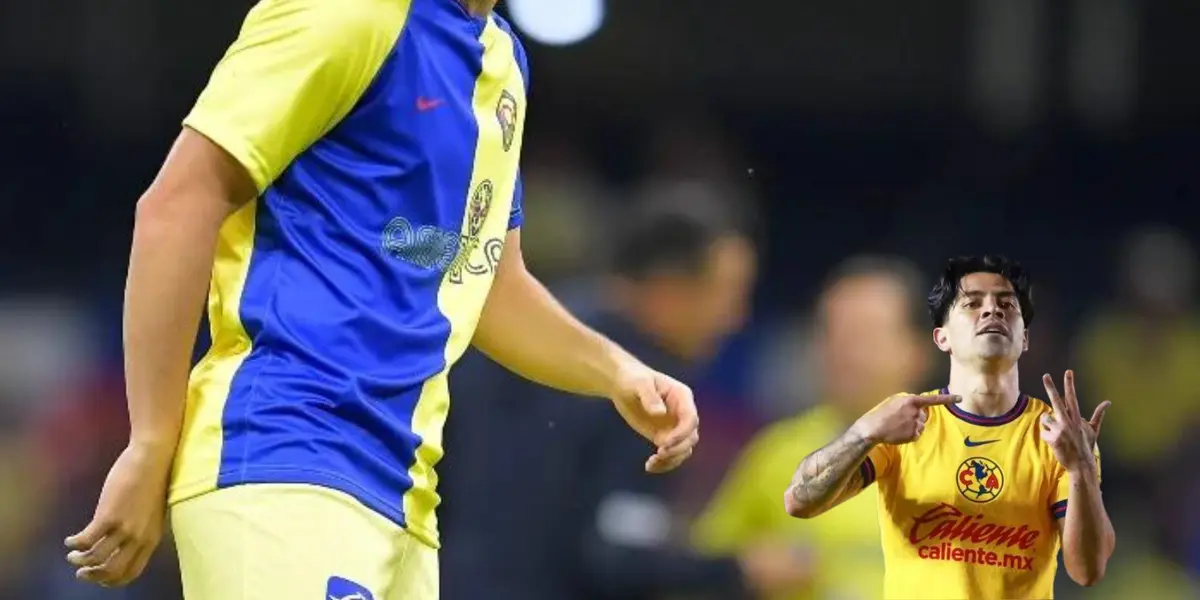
[183, 0, 413, 193]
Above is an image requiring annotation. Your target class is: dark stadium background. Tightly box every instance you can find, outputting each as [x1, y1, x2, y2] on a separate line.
[0, 1, 1197, 598]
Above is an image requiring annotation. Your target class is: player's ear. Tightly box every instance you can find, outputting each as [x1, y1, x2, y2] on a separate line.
[1022, 328, 1029, 352]
[933, 327, 951, 353]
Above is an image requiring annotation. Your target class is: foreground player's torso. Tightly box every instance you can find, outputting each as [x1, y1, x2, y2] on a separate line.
[871, 391, 1066, 599]
[172, 0, 530, 548]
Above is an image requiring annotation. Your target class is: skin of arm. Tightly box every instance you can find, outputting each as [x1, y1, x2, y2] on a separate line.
[125, 129, 255, 461]
[783, 427, 874, 519]
[472, 229, 640, 399]
[1057, 463, 1115, 586]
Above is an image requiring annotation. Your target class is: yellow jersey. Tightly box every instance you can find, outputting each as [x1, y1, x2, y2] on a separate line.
[692, 405, 884, 600]
[863, 389, 1100, 599]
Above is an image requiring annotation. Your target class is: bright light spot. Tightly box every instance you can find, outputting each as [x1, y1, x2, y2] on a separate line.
[507, 0, 605, 47]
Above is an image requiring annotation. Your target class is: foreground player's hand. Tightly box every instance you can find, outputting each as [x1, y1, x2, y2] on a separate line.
[65, 442, 172, 587]
[1042, 370, 1109, 475]
[852, 393, 962, 445]
[609, 362, 699, 474]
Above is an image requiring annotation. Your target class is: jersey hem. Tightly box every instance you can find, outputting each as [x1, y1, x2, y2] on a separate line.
[168, 466, 442, 549]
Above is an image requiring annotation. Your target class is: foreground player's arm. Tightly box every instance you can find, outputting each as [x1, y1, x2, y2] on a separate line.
[473, 229, 699, 473]
[66, 0, 405, 587]
[474, 230, 633, 398]
[784, 393, 960, 518]
[131, 0, 403, 461]
[123, 134, 256, 453]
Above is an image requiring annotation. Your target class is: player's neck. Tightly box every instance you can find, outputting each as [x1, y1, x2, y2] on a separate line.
[947, 362, 1021, 418]
[461, 0, 496, 15]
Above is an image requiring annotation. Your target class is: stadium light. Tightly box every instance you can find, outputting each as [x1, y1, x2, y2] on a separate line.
[507, 0, 606, 47]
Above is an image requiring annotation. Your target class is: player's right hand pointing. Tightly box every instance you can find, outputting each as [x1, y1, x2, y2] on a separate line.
[851, 394, 962, 445]
[65, 442, 172, 587]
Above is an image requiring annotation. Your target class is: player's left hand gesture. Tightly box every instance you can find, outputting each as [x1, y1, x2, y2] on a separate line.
[1042, 370, 1111, 475]
[609, 361, 700, 474]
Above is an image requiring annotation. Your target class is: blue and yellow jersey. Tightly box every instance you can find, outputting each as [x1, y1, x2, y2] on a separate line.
[862, 389, 1101, 599]
[168, 0, 529, 549]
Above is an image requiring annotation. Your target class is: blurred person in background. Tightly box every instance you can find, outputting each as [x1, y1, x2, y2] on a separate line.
[1075, 425, 1199, 600]
[692, 256, 931, 600]
[0, 396, 48, 597]
[438, 193, 799, 600]
[1065, 224, 1200, 598]
[1072, 225, 1200, 487]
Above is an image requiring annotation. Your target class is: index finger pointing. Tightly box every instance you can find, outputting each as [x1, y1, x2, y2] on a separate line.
[913, 394, 962, 407]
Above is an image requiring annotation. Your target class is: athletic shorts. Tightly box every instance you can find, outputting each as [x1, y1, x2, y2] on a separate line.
[171, 483, 437, 600]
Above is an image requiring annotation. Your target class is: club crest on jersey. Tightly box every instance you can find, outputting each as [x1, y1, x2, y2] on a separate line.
[326, 576, 374, 600]
[956, 456, 1004, 503]
[496, 90, 518, 152]
[445, 179, 504, 284]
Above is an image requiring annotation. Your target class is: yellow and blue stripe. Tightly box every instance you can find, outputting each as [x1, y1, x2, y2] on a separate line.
[170, 0, 529, 549]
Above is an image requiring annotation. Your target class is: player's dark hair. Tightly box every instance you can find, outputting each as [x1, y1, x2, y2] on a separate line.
[610, 187, 755, 281]
[927, 254, 1035, 327]
[820, 255, 926, 330]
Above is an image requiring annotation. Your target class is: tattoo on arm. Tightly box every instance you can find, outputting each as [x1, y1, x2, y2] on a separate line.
[787, 430, 874, 517]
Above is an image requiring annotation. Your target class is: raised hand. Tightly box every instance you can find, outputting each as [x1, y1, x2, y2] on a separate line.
[609, 363, 700, 474]
[852, 393, 962, 445]
[1042, 370, 1110, 474]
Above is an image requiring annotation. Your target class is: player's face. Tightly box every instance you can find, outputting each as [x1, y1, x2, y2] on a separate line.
[819, 276, 925, 406]
[679, 236, 757, 359]
[934, 272, 1028, 364]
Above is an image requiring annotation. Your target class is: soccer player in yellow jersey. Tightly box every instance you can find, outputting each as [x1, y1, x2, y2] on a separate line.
[61, 0, 700, 598]
[783, 255, 1116, 599]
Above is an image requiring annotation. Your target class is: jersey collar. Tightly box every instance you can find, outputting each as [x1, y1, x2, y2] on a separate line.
[940, 387, 1029, 426]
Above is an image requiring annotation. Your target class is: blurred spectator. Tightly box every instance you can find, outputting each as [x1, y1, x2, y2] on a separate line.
[438, 191, 793, 600]
[692, 256, 932, 600]
[1071, 226, 1200, 484]
[518, 134, 613, 284]
[0, 395, 48, 597]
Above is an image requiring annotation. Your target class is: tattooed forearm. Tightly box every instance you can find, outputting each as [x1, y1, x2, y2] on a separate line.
[784, 429, 874, 519]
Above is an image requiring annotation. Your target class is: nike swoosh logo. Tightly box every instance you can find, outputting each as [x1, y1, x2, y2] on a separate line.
[964, 437, 1000, 447]
[417, 97, 444, 111]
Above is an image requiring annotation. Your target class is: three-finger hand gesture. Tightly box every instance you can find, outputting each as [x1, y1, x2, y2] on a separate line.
[1041, 370, 1110, 475]
[853, 393, 962, 445]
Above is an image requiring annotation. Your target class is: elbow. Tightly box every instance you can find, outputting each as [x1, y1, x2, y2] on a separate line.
[1068, 566, 1106, 588]
[783, 487, 818, 519]
[1070, 552, 1113, 585]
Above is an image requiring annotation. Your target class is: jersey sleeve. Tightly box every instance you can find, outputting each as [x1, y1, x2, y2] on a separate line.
[508, 171, 524, 230]
[183, 0, 409, 193]
[862, 443, 897, 486]
[1050, 445, 1102, 519]
[507, 30, 530, 231]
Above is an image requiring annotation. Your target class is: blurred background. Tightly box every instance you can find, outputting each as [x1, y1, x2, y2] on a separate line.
[2, 0, 1198, 598]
